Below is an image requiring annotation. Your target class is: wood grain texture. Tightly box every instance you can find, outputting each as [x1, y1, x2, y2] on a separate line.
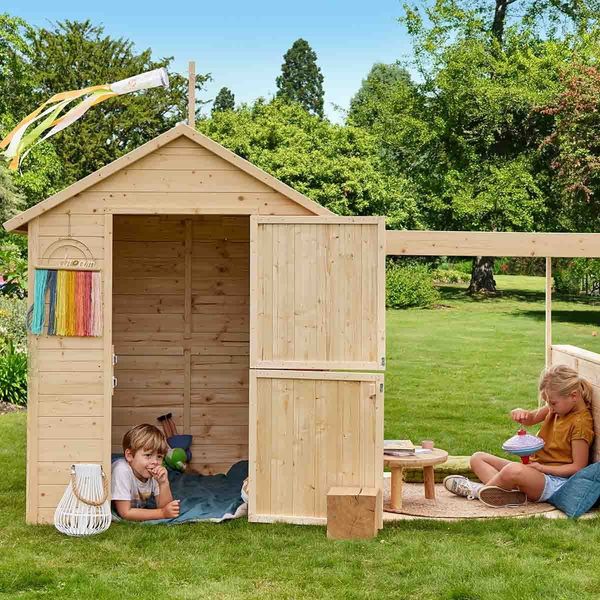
[112, 215, 249, 474]
[327, 487, 380, 540]
[249, 371, 383, 522]
[252, 217, 385, 370]
[386, 230, 600, 258]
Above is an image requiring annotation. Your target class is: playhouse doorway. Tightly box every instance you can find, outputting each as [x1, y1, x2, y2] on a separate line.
[111, 214, 250, 474]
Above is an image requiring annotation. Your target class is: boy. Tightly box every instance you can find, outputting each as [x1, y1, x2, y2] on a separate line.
[111, 423, 180, 521]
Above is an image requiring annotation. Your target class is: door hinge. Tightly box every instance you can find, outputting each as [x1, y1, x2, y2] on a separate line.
[112, 353, 118, 366]
[381, 357, 386, 367]
[379, 383, 384, 393]
[112, 376, 118, 389]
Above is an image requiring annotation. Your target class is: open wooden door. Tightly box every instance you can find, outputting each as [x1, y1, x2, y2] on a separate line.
[249, 216, 386, 525]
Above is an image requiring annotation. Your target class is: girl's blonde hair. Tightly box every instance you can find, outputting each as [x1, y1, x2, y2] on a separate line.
[539, 364, 594, 408]
[122, 423, 168, 456]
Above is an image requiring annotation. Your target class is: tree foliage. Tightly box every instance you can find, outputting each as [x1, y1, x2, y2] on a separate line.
[539, 64, 600, 231]
[0, 162, 24, 225]
[3, 7, 600, 297]
[276, 39, 324, 118]
[348, 63, 415, 130]
[0, 14, 34, 121]
[376, 1, 600, 235]
[212, 87, 235, 114]
[0, 162, 26, 254]
[2, 19, 210, 184]
[347, 0, 600, 291]
[199, 99, 421, 228]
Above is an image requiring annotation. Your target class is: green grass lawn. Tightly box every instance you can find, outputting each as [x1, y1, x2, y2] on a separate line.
[386, 275, 600, 454]
[1, 275, 600, 599]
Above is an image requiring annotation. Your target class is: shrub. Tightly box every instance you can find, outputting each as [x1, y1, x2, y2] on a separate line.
[0, 295, 27, 349]
[553, 260, 581, 295]
[432, 268, 470, 284]
[553, 258, 600, 296]
[386, 260, 441, 309]
[496, 257, 545, 276]
[0, 241, 27, 298]
[450, 259, 473, 274]
[0, 340, 27, 406]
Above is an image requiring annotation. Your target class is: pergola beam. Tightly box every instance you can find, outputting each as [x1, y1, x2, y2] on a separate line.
[386, 231, 600, 258]
[385, 230, 600, 375]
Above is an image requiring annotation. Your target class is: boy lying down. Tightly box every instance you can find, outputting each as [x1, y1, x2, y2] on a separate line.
[111, 424, 181, 521]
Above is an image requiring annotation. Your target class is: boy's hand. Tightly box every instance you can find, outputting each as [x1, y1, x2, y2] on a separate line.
[161, 500, 180, 519]
[148, 465, 168, 484]
[510, 408, 529, 424]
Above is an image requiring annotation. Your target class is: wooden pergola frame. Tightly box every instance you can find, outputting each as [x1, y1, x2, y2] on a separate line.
[386, 231, 600, 367]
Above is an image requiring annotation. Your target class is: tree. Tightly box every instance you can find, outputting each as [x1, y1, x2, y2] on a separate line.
[348, 63, 415, 130]
[212, 87, 235, 115]
[10, 139, 65, 211]
[0, 14, 34, 121]
[22, 20, 210, 183]
[276, 39, 324, 118]
[539, 64, 600, 232]
[0, 162, 26, 262]
[199, 99, 421, 228]
[0, 162, 24, 226]
[387, 0, 600, 292]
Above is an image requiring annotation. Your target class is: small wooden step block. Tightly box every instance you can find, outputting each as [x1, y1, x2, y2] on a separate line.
[327, 486, 381, 540]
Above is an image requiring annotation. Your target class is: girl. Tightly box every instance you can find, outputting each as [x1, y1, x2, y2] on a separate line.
[444, 364, 595, 508]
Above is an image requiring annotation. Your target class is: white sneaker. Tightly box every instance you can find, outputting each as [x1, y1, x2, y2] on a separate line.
[443, 475, 480, 500]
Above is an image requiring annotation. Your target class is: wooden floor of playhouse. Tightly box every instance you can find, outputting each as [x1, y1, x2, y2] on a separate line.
[381, 474, 594, 521]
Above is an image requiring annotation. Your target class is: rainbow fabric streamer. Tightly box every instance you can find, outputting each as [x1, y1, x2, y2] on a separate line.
[1, 68, 169, 170]
[28, 269, 101, 337]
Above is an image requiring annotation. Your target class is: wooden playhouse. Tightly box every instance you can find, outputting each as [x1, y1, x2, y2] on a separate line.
[4, 124, 386, 525]
[7, 114, 600, 528]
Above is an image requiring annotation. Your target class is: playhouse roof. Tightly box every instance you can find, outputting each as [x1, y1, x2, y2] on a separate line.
[3, 123, 333, 233]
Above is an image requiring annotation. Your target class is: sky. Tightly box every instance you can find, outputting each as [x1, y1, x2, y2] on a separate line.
[12, 0, 415, 122]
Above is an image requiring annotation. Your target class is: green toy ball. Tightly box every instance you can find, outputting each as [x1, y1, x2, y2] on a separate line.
[164, 447, 187, 471]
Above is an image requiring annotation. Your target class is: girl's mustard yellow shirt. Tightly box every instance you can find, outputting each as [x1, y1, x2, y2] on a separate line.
[532, 408, 594, 465]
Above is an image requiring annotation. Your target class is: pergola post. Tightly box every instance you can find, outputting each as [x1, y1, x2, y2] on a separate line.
[545, 257, 552, 368]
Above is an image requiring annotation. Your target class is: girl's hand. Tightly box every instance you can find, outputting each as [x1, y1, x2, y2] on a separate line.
[148, 465, 168, 484]
[161, 500, 180, 519]
[510, 408, 529, 424]
[528, 462, 546, 473]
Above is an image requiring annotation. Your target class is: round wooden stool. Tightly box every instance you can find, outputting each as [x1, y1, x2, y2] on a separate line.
[384, 448, 448, 512]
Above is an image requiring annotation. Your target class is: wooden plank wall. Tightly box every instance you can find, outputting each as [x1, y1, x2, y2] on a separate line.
[190, 216, 249, 473]
[112, 215, 250, 474]
[253, 218, 385, 371]
[27, 136, 316, 522]
[551, 345, 600, 463]
[30, 214, 106, 524]
[112, 215, 186, 457]
[249, 371, 383, 525]
[57, 137, 315, 217]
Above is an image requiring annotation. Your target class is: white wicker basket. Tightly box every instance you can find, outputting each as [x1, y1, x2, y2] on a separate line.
[54, 464, 111, 536]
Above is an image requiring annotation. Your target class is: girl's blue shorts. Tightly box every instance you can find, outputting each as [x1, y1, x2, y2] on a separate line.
[539, 474, 569, 502]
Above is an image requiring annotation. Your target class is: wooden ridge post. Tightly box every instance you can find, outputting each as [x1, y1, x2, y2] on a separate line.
[188, 61, 196, 129]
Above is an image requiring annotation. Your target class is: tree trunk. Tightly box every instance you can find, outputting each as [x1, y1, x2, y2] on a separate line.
[492, 0, 518, 44]
[468, 256, 497, 294]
